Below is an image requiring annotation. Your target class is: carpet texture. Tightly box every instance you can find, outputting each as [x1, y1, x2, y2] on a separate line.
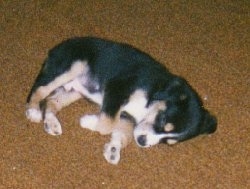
[0, 1, 249, 188]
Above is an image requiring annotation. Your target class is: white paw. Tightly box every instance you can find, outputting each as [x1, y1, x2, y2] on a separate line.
[25, 108, 42, 123]
[103, 142, 121, 165]
[44, 112, 62, 135]
[80, 115, 98, 131]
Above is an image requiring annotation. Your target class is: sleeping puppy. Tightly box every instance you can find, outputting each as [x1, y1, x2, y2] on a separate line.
[26, 37, 217, 164]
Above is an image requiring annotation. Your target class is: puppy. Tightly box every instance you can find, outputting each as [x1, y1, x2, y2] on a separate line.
[26, 37, 217, 164]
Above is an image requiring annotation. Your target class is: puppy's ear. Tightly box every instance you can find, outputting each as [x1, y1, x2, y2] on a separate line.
[152, 90, 168, 101]
[153, 77, 188, 102]
[200, 110, 217, 134]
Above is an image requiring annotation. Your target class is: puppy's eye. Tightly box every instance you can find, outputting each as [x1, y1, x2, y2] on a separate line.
[160, 118, 166, 127]
[154, 111, 168, 130]
[159, 113, 168, 127]
[156, 112, 166, 126]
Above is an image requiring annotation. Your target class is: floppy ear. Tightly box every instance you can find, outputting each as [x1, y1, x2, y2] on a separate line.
[152, 90, 168, 101]
[200, 110, 217, 134]
[152, 77, 188, 102]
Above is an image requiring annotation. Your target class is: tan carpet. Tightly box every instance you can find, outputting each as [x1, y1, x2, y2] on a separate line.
[0, 1, 249, 188]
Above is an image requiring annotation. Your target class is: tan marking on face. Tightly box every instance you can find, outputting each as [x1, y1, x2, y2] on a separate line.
[164, 123, 174, 132]
[27, 61, 87, 109]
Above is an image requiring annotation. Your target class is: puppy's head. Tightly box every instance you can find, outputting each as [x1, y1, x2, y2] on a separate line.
[134, 77, 217, 148]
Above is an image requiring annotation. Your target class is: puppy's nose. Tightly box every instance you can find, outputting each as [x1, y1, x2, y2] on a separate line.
[137, 135, 147, 146]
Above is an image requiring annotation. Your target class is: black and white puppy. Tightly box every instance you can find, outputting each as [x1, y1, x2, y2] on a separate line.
[26, 37, 217, 164]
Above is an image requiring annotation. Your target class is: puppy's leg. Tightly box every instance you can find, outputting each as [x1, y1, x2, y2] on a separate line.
[80, 77, 135, 164]
[26, 61, 85, 123]
[44, 87, 82, 135]
[80, 76, 134, 135]
[25, 84, 47, 123]
[80, 113, 114, 135]
[81, 112, 134, 164]
[103, 117, 134, 165]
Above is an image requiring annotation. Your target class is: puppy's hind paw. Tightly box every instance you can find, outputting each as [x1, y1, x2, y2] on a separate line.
[103, 142, 121, 165]
[44, 112, 62, 136]
[80, 115, 98, 131]
[25, 108, 42, 123]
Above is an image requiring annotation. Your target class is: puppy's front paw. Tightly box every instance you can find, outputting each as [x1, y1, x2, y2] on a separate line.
[44, 112, 62, 135]
[80, 115, 98, 131]
[103, 142, 121, 165]
[25, 108, 42, 123]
